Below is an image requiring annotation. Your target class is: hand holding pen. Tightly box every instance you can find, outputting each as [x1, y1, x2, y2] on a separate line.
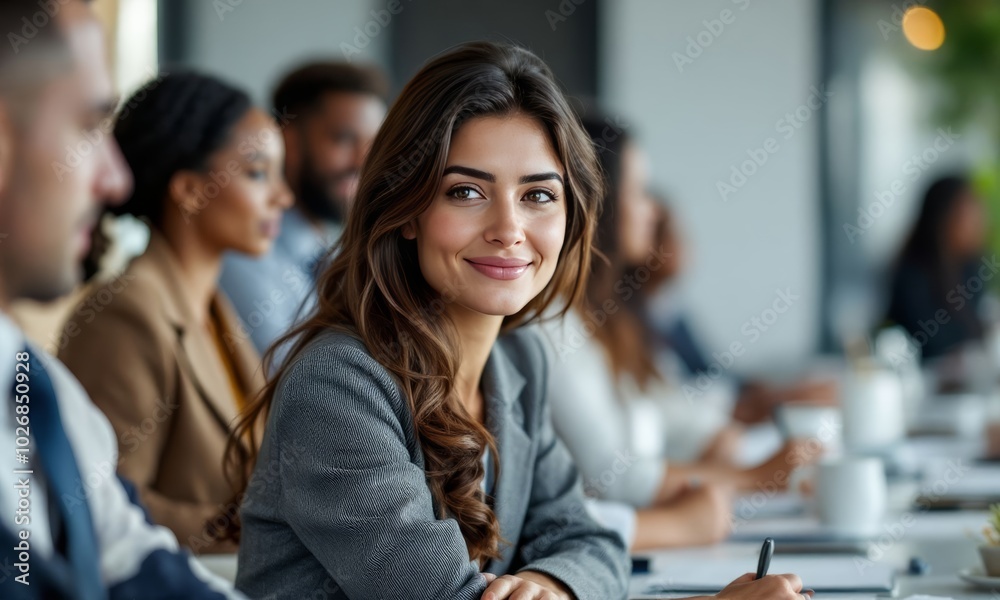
[703, 538, 814, 600]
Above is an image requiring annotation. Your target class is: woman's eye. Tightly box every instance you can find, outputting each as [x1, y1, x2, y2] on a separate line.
[246, 168, 268, 181]
[447, 186, 484, 201]
[524, 189, 557, 204]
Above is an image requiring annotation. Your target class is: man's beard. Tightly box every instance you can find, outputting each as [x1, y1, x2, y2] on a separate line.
[296, 155, 356, 224]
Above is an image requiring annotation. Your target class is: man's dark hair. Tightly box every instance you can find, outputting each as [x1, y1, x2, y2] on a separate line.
[0, 0, 83, 96]
[271, 62, 389, 117]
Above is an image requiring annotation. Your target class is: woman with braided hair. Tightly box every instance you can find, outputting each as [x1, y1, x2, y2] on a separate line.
[58, 71, 293, 554]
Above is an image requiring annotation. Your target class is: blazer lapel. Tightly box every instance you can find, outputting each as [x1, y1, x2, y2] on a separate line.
[210, 292, 265, 394]
[142, 232, 240, 434]
[175, 312, 240, 432]
[211, 292, 266, 446]
[481, 342, 532, 573]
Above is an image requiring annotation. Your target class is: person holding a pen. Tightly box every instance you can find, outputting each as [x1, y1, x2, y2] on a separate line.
[678, 539, 812, 600]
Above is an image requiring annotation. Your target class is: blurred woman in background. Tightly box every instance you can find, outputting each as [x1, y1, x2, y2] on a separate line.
[644, 193, 836, 424]
[886, 175, 989, 362]
[59, 72, 293, 553]
[538, 110, 814, 551]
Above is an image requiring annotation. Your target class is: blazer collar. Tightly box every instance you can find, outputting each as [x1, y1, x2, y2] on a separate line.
[137, 231, 257, 435]
[481, 337, 531, 572]
[480, 339, 527, 412]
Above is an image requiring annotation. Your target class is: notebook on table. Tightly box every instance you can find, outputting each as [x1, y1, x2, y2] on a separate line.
[629, 554, 896, 596]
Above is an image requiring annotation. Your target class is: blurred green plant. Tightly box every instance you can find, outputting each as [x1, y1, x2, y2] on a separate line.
[923, 1, 1000, 142]
[918, 2, 1000, 277]
[983, 503, 1000, 545]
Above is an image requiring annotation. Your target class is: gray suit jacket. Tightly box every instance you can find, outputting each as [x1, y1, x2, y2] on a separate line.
[235, 328, 629, 600]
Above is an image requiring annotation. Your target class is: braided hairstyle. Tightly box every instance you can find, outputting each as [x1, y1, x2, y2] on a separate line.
[84, 71, 252, 276]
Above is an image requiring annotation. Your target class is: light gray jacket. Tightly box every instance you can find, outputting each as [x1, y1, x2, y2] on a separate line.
[235, 328, 629, 600]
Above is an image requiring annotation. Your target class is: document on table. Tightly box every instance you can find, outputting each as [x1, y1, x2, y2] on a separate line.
[632, 554, 895, 594]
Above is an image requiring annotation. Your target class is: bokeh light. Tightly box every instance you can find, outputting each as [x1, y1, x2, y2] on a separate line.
[902, 6, 946, 51]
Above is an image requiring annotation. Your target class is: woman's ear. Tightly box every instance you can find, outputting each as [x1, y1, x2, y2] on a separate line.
[167, 171, 205, 222]
[401, 221, 417, 240]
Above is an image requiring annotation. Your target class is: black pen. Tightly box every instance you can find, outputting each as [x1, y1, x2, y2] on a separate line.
[755, 537, 774, 580]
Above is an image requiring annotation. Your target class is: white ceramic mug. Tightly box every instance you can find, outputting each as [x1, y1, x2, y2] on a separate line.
[816, 457, 887, 537]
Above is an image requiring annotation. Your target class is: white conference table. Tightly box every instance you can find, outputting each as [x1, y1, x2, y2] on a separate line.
[629, 432, 1000, 599]
[201, 532, 997, 599]
[629, 520, 994, 598]
[194, 430, 999, 598]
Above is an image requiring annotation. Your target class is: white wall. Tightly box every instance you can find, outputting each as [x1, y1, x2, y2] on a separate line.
[182, 0, 386, 105]
[601, 0, 823, 375]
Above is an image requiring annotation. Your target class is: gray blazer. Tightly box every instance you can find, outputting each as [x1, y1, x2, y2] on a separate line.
[235, 328, 629, 600]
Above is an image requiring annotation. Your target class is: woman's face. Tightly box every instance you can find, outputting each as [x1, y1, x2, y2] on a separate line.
[186, 108, 293, 256]
[654, 208, 685, 281]
[403, 113, 567, 319]
[617, 142, 658, 265]
[947, 189, 987, 258]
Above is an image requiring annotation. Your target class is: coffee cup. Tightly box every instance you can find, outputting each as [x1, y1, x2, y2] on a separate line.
[816, 457, 887, 537]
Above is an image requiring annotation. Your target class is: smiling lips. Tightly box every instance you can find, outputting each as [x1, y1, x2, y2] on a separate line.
[465, 256, 533, 280]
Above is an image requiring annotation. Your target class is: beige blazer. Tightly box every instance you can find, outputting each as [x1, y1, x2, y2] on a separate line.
[59, 230, 264, 554]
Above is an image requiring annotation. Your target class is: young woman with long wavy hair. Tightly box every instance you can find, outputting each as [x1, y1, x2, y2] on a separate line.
[223, 42, 808, 600]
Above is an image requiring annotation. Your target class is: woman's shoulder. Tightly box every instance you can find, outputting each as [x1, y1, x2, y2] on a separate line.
[282, 329, 389, 378]
[59, 260, 177, 358]
[275, 330, 406, 412]
[267, 330, 420, 451]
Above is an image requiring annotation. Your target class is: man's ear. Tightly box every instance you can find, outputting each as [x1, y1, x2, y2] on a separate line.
[167, 170, 205, 222]
[281, 124, 301, 182]
[0, 102, 15, 201]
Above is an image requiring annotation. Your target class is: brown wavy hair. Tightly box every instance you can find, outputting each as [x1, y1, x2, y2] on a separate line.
[221, 41, 603, 563]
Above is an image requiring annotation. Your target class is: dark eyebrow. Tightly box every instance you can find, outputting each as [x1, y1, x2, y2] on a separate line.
[442, 165, 565, 186]
[442, 165, 495, 182]
[519, 172, 564, 186]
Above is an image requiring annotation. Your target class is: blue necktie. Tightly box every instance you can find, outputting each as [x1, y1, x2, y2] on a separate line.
[16, 350, 105, 600]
